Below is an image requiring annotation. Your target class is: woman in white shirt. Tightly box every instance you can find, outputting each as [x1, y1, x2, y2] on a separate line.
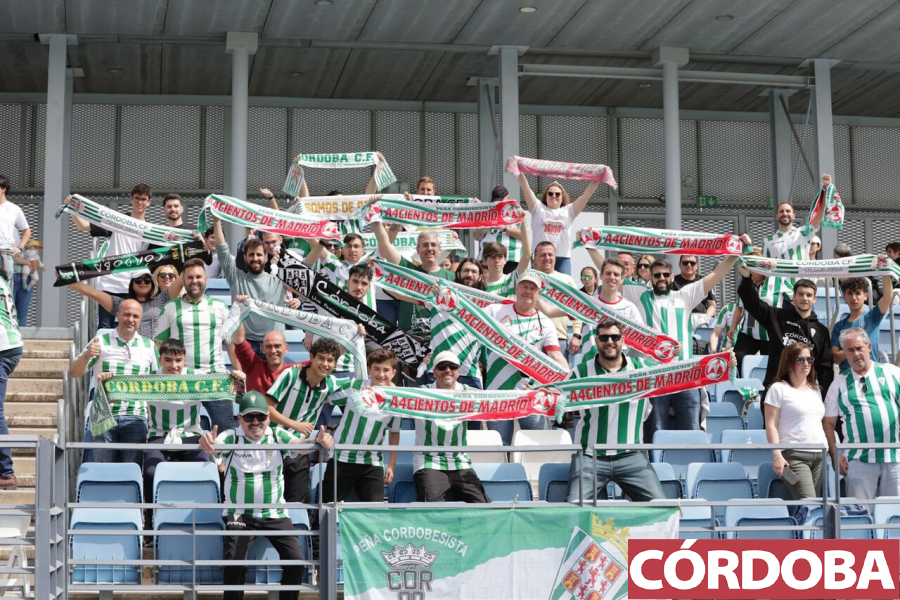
[509, 158, 599, 277]
[764, 342, 827, 500]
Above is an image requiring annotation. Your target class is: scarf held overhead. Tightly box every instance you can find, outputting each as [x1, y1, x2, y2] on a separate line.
[809, 182, 844, 230]
[532, 271, 679, 362]
[54, 241, 209, 287]
[90, 373, 236, 437]
[741, 253, 900, 280]
[289, 194, 477, 220]
[283, 152, 397, 195]
[352, 386, 558, 422]
[57, 195, 196, 245]
[506, 155, 618, 189]
[575, 225, 747, 256]
[372, 259, 512, 308]
[431, 282, 569, 385]
[222, 299, 367, 378]
[355, 197, 523, 231]
[198, 195, 341, 240]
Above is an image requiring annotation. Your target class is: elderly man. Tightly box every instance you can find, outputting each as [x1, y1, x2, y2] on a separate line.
[414, 351, 490, 503]
[824, 328, 900, 501]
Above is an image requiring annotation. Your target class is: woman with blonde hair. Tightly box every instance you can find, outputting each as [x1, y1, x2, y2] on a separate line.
[509, 157, 599, 276]
[764, 341, 827, 500]
[635, 254, 655, 285]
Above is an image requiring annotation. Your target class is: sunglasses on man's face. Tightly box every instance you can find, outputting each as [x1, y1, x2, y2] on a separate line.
[242, 413, 268, 423]
[597, 334, 622, 343]
[652, 272, 671, 279]
[435, 363, 459, 372]
[681, 261, 697, 267]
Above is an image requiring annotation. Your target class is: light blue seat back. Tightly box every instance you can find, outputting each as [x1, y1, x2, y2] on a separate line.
[873, 497, 900, 539]
[707, 403, 738, 417]
[651, 430, 716, 481]
[473, 463, 527, 481]
[76, 462, 143, 504]
[538, 463, 570, 502]
[724, 504, 794, 539]
[70, 508, 142, 584]
[720, 429, 769, 481]
[705, 416, 745, 443]
[757, 462, 794, 501]
[482, 480, 533, 502]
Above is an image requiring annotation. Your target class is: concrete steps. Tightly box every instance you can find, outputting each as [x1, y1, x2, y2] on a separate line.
[13, 359, 69, 379]
[8, 378, 63, 395]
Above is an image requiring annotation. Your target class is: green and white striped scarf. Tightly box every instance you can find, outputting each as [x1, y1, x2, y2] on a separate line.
[197, 194, 341, 240]
[741, 254, 900, 280]
[575, 225, 748, 256]
[810, 182, 844, 230]
[90, 373, 235, 437]
[356, 197, 523, 231]
[372, 259, 512, 308]
[532, 270, 680, 362]
[284, 152, 397, 195]
[223, 298, 367, 378]
[353, 386, 557, 422]
[57, 194, 195, 245]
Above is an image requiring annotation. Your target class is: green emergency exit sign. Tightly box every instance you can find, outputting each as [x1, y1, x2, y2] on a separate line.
[696, 195, 718, 208]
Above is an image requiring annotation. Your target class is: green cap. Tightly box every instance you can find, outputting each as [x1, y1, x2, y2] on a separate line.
[239, 391, 269, 416]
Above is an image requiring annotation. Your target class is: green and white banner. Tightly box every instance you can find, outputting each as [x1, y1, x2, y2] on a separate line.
[57, 194, 195, 245]
[741, 253, 900, 280]
[91, 373, 235, 437]
[575, 225, 747, 256]
[356, 197, 523, 231]
[285, 152, 398, 194]
[809, 181, 844, 230]
[362, 231, 468, 260]
[198, 194, 341, 240]
[340, 506, 678, 600]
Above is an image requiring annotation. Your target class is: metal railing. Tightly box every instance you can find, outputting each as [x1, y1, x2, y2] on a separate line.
[5, 437, 900, 599]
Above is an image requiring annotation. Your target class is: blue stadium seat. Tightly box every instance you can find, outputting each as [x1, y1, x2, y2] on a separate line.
[717, 379, 765, 415]
[685, 463, 754, 519]
[157, 521, 224, 584]
[757, 462, 794, 501]
[724, 504, 796, 540]
[385, 430, 416, 466]
[746, 402, 764, 430]
[76, 462, 142, 504]
[651, 463, 683, 500]
[705, 416, 745, 443]
[70, 508, 142, 584]
[677, 504, 719, 540]
[873, 498, 900, 539]
[538, 463, 570, 502]
[740, 354, 768, 381]
[472, 463, 527, 481]
[283, 330, 307, 344]
[694, 326, 712, 342]
[386, 463, 414, 504]
[482, 480, 533, 502]
[806, 513, 875, 540]
[707, 403, 739, 417]
[719, 429, 770, 482]
[285, 350, 309, 364]
[206, 278, 230, 291]
[651, 430, 716, 481]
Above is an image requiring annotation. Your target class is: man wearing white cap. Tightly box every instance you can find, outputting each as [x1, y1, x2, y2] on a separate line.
[414, 351, 490, 503]
[482, 271, 567, 445]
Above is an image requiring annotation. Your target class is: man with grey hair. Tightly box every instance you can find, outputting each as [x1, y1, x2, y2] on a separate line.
[372, 223, 453, 344]
[824, 327, 900, 501]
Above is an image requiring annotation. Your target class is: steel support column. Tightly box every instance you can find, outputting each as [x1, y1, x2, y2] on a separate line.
[476, 78, 497, 257]
[812, 59, 839, 260]
[226, 32, 258, 249]
[655, 47, 689, 230]
[495, 45, 524, 194]
[769, 90, 793, 206]
[38, 34, 76, 327]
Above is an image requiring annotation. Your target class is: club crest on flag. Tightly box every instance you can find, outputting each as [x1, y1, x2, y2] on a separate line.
[530, 390, 556, 413]
[360, 388, 382, 408]
[705, 357, 728, 381]
[381, 544, 439, 599]
[654, 341, 676, 361]
[549, 522, 627, 600]
[163, 231, 180, 242]
[724, 234, 743, 254]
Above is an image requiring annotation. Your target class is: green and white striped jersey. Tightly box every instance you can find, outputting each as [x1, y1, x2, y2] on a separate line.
[624, 281, 706, 360]
[570, 354, 655, 456]
[713, 301, 738, 350]
[825, 362, 900, 464]
[763, 224, 816, 295]
[84, 331, 159, 418]
[483, 304, 559, 391]
[333, 378, 401, 466]
[484, 271, 518, 299]
[737, 282, 791, 341]
[313, 253, 375, 373]
[147, 367, 201, 438]
[478, 228, 523, 263]
[579, 296, 644, 362]
[155, 296, 230, 373]
[414, 383, 473, 472]
[0, 278, 22, 352]
[217, 424, 303, 519]
[426, 309, 481, 383]
[267, 366, 362, 425]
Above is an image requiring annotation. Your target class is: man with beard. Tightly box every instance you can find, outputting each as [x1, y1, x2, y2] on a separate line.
[763, 194, 825, 297]
[624, 249, 742, 438]
[155, 258, 237, 434]
[162, 193, 184, 228]
[214, 217, 300, 358]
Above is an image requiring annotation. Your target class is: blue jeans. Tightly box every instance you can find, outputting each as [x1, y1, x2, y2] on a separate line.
[203, 400, 236, 434]
[487, 414, 546, 447]
[644, 389, 701, 441]
[12, 274, 33, 327]
[376, 298, 400, 326]
[554, 256, 572, 276]
[90, 415, 149, 467]
[566, 451, 665, 502]
[0, 353, 21, 476]
[247, 339, 264, 361]
[97, 302, 117, 330]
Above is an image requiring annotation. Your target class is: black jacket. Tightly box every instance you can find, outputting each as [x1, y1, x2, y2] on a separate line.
[737, 276, 833, 392]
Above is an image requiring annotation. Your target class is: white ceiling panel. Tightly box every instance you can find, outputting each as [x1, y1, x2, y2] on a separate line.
[248, 46, 350, 97]
[454, 0, 587, 46]
[733, 0, 897, 57]
[333, 50, 445, 100]
[164, 0, 271, 36]
[263, 0, 376, 40]
[359, 0, 481, 43]
[0, 0, 64, 34]
[66, 0, 167, 35]
[548, 0, 691, 50]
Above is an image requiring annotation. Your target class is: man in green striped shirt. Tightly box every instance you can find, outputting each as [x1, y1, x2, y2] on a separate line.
[414, 351, 490, 503]
[199, 391, 333, 600]
[69, 299, 158, 465]
[763, 200, 825, 295]
[566, 321, 665, 502]
[824, 328, 900, 501]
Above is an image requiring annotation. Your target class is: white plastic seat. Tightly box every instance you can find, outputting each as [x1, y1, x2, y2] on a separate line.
[466, 429, 508, 464]
[0, 515, 30, 597]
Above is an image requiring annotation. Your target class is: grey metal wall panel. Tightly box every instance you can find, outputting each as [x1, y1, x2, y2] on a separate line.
[247, 106, 288, 192]
[455, 112, 480, 197]
[538, 114, 607, 199]
[788, 123, 853, 205]
[33, 104, 46, 188]
[520, 113, 539, 194]
[852, 126, 900, 206]
[119, 105, 202, 189]
[290, 108, 371, 195]
[839, 216, 867, 256]
[204, 106, 225, 190]
[0, 104, 23, 182]
[71, 104, 117, 189]
[618, 117, 698, 200]
[871, 217, 899, 256]
[423, 112, 455, 195]
[373, 110, 420, 189]
[698, 120, 770, 203]
[682, 216, 738, 305]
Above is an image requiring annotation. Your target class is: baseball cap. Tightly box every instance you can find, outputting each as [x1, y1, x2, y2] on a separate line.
[130, 269, 152, 280]
[239, 390, 270, 416]
[516, 271, 544, 289]
[811, 235, 822, 245]
[432, 351, 460, 368]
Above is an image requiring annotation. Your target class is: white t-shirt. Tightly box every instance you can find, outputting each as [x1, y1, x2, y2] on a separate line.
[0, 202, 28, 249]
[764, 381, 827, 446]
[531, 203, 576, 258]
